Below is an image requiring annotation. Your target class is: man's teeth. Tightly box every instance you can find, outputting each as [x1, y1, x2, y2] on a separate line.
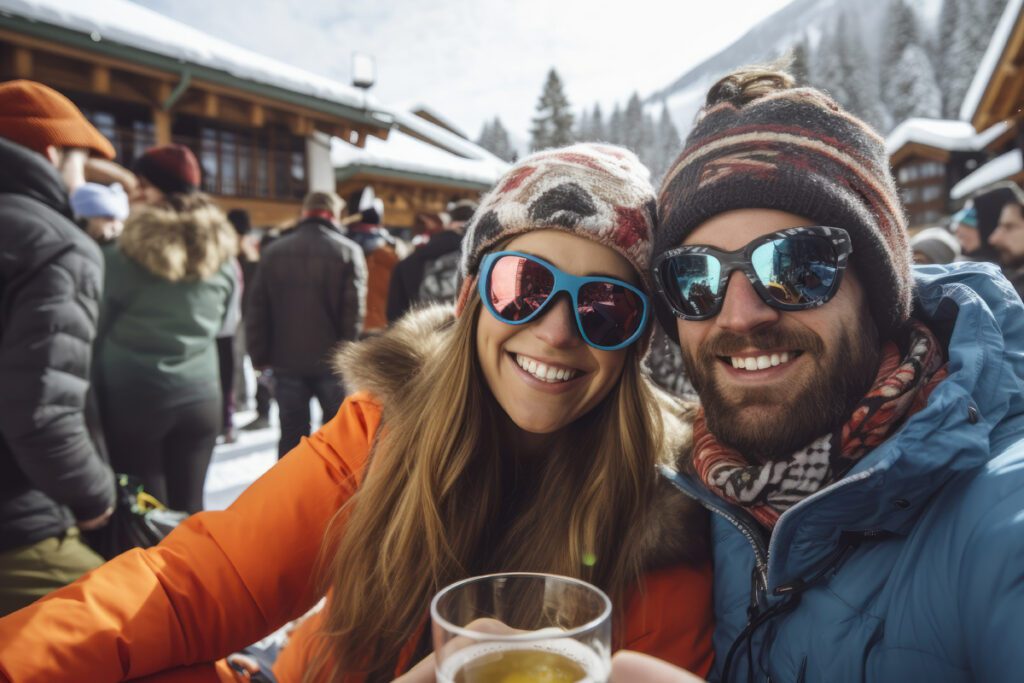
[729, 352, 793, 371]
[515, 354, 578, 383]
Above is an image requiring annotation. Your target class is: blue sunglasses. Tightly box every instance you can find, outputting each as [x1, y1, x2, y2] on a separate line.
[478, 251, 650, 351]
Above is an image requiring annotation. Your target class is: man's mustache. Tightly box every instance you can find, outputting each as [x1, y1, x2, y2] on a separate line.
[700, 327, 824, 358]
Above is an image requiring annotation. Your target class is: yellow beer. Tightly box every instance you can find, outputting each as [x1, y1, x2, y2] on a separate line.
[440, 642, 606, 683]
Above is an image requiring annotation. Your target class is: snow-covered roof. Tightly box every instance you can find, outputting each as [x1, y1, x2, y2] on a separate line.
[0, 0, 390, 122]
[885, 118, 1011, 156]
[400, 102, 469, 140]
[391, 108, 508, 164]
[951, 149, 1024, 200]
[960, 0, 1024, 123]
[332, 117, 509, 189]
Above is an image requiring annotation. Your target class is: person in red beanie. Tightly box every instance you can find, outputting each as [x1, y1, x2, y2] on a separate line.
[95, 143, 238, 514]
[0, 80, 116, 615]
[131, 143, 203, 205]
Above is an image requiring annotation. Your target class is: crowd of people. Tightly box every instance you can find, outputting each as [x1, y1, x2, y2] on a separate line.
[1, 62, 1024, 683]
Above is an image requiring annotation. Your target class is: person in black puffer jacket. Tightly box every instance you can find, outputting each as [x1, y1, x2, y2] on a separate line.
[0, 81, 116, 616]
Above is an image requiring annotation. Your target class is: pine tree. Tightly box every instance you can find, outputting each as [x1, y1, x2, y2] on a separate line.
[812, 18, 855, 110]
[940, 0, 1008, 117]
[574, 108, 591, 141]
[886, 44, 943, 122]
[789, 39, 810, 86]
[590, 103, 605, 141]
[477, 117, 516, 162]
[622, 92, 647, 153]
[530, 69, 575, 151]
[882, 0, 920, 67]
[880, 0, 941, 125]
[649, 102, 682, 185]
[607, 103, 624, 146]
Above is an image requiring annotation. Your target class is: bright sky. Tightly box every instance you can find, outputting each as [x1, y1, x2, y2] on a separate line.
[134, 0, 792, 144]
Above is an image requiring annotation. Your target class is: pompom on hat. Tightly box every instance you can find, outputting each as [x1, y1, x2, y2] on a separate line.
[455, 143, 657, 316]
[656, 68, 913, 340]
[0, 80, 115, 159]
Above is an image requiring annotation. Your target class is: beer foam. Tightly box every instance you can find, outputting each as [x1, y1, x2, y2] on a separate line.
[436, 639, 610, 683]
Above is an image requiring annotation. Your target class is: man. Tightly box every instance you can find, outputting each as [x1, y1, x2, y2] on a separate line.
[950, 204, 980, 257]
[964, 181, 1020, 265]
[245, 191, 367, 457]
[0, 80, 116, 614]
[987, 191, 1024, 300]
[345, 186, 399, 334]
[621, 67, 1024, 681]
[386, 198, 478, 322]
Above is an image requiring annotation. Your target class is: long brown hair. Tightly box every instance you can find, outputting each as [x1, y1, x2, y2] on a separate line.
[310, 291, 681, 680]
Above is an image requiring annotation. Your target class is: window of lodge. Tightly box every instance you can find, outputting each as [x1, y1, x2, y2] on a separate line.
[172, 116, 308, 200]
[77, 97, 155, 166]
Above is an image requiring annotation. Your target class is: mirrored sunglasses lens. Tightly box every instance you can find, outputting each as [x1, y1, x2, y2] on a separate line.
[662, 254, 722, 317]
[487, 255, 555, 321]
[751, 235, 838, 306]
[577, 282, 645, 347]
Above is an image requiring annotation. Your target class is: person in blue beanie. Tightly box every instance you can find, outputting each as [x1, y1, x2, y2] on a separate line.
[70, 181, 129, 244]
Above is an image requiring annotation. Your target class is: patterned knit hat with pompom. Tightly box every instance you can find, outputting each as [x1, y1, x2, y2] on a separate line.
[455, 142, 657, 315]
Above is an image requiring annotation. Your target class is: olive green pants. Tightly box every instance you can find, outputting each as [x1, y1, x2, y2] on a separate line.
[0, 527, 104, 616]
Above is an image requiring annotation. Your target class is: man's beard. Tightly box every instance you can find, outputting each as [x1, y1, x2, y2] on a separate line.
[998, 247, 1024, 270]
[681, 321, 880, 463]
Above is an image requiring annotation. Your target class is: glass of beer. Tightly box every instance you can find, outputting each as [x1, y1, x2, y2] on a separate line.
[431, 572, 611, 683]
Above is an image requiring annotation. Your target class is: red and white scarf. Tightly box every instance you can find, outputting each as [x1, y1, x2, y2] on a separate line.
[691, 321, 948, 529]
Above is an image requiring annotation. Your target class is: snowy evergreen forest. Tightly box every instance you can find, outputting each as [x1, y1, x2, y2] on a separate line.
[475, 0, 1008, 185]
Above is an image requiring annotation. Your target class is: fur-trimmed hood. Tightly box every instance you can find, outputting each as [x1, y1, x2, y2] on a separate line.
[334, 305, 708, 568]
[119, 194, 237, 282]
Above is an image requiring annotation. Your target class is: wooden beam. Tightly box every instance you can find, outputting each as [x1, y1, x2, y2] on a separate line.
[13, 47, 33, 78]
[203, 92, 220, 118]
[289, 114, 313, 136]
[156, 81, 173, 106]
[153, 108, 172, 146]
[354, 129, 366, 148]
[91, 64, 111, 94]
[250, 103, 265, 127]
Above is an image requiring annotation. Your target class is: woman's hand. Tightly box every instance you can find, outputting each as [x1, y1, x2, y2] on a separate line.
[610, 651, 707, 682]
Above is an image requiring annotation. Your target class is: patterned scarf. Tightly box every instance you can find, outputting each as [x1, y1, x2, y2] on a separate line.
[691, 320, 949, 529]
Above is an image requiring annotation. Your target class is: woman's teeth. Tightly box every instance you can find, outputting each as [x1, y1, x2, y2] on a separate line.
[729, 351, 793, 371]
[515, 354, 579, 383]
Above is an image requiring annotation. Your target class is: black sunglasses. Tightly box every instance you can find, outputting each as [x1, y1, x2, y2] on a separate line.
[652, 226, 853, 321]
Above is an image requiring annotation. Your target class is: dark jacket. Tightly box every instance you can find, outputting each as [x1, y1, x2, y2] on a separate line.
[386, 229, 463, 323]
[0, 137, 115, 552]
[94, 196, 236, 411]
[245, 217, 367, 375]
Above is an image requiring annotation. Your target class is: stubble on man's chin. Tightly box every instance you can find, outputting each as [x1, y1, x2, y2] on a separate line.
[681, 325, 880, 464]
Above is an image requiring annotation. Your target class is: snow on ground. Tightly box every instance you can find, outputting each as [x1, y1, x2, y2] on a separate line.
[203, 399, 323, 511]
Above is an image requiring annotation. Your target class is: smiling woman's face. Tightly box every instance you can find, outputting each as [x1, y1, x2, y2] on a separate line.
[475, 229, 639, 435]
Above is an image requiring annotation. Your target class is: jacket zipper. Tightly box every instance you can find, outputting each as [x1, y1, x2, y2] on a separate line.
[659, 465, 770, 604]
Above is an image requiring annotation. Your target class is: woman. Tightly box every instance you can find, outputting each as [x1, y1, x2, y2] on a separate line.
[94, 190, 236, 513]
[0, 144, 712, 682]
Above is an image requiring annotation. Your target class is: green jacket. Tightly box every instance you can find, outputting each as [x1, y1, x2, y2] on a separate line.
[94, 197, 236, 409]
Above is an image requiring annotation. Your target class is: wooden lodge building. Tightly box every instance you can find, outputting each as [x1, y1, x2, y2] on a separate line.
[950, 0, 1024, 203]
[0, 0, 506, 228]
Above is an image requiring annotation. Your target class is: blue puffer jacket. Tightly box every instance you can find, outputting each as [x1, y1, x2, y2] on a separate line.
[663, 263, 1024, 682]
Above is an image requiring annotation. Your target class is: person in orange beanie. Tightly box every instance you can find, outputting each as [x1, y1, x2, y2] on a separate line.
[0, 80, 117, 615]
